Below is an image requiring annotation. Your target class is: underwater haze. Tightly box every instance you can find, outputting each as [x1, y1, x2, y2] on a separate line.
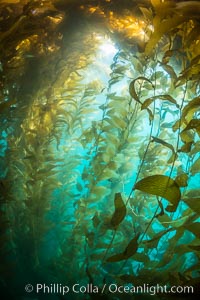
[0, 0, 200, 299]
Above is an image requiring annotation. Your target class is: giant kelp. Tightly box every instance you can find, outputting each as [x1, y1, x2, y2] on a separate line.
[0, 0, 200, 299]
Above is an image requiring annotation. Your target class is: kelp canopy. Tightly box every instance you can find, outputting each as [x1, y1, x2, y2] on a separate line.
[1, 0, 200, 299]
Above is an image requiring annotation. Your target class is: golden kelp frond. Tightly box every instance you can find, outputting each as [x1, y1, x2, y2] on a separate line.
[175, 173, 188, 187]
[177, 63, 200, 83]
[108, 11, 147, 41]
[182, 97, 200, 123]
[145, 16, 185, 55]
[129, 76, 154, 103]
[141, 94, 179, 110]
[181, 119, 200, 137]
[134, 175, 181, 212]
[151, 136, 175, 156]
[144, 1, 200, 57]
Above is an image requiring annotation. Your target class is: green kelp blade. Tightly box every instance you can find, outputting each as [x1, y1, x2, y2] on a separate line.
[141, 94, 178, 110]
[178, 142, 193, 153]
[106, 253, 126, 263]
[106, 233, 140, 263]
[143, 228, 172, 249]
[110, 193, 126, 229]
[188, 245, 200, 251]
[151, 136, 175, 154]
[191, 157, 200, 175]
[162, 64, 177, 83]
[182, 119, 200, 136]
[129, 76, 154, 103]
[123, 233, 140, 258]
[162, 49, 175, 64]
[184, 222, 200, 239]
[175, 173, 188, 187]
[133, 175, 181, 211]
[129, 80, 140, 102]
[182, 96, 200, 122]
[155, 200, 164, 218]
[146, 108, 154, 123]
[183, 198, 200, 214]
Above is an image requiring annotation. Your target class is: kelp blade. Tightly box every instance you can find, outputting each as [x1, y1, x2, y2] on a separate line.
[133, 175, 181, 211]
[110, 193, 126, 229]
[106, 233, 140, 262]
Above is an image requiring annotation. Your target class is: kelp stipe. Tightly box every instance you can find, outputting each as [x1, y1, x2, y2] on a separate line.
[0, 0, 200, 299]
